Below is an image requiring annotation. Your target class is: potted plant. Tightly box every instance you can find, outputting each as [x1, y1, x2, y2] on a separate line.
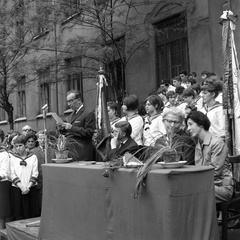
[134, 131, 193, 198]
[49, 134, 81, 160]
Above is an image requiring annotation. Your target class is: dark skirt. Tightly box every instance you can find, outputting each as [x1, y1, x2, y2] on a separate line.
[10, 186, 40, 220]
[0, 181, 11, 217]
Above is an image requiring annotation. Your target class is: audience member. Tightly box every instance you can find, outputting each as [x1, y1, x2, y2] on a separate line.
[187, 111, 233, 202]
[31, 131, 55, 213]
[165, 91, 179, 108]
[25, 133, 38, 151]
[106, 121, 139, 160]
[0, 129, 11, 229]
[22, 125, 33, 136]
[179, 70, 188, 88]
[155, 107, 195, 165]
[120, 94, 144, 146]
[156, 86, 168, 105]
[9, 135, 39, 220]
[107, 101, 120, 128]
[191, 83, 203, 108]
[200, 80, 225, 139]
[143, 95, 166, 146]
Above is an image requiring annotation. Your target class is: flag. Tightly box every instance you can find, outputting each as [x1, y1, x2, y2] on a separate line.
[221, 10, 240, 180]
[95, 68, 111, 160]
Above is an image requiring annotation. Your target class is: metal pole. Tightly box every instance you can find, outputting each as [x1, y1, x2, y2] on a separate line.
[42, 105, 48, 164]
[54, 20, 59, 115]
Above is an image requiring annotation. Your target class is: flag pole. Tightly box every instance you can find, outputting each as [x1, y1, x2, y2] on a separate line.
[42, 104, 49, 164]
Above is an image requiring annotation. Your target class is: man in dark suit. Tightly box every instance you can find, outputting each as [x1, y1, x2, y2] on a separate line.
[58, 90, 96, 161]
[31, 131, 55, 212]
[107, 121, 139, 160]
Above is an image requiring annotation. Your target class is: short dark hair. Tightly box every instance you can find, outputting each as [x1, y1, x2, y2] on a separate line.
[187, 111, 211, 131]
[25, 132, 37, 142]
[115, 121, 132, 137]
[145, 95, 163, 111]
[180, 70, 188, 76]
[201, 71, 211, 77]
[67, 89, 82, 100]
[0, 129, 4, 142]
[166, 90, 177, 99]
[173, 76, 181, 82]
[182, 88, 195, 98]
[201, 80, 223, 98]
[122, 95, 139, 111]
[186, 78, 196, 85]
[191, 83, 201, 95]
[175, 86, 185, 95]
[107, 101, 118, 112]
[14, 135, 27, 145]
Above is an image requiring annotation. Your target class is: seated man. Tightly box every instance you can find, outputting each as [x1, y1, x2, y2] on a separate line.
[187, 111, 234, 202]
[106, 121, 139, 160]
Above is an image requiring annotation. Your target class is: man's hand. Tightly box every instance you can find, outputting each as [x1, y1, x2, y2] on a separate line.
[57, 123, 72, 130]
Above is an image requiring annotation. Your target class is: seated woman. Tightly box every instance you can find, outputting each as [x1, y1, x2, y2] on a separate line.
[154, 107, 195, 165]
[187, 111, 233, 202]
[143, 95, 166, 146]
[10, 135, 39, 220]
[120, 95, 144, 146]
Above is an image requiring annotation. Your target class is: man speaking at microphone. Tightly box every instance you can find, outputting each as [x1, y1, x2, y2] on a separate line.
[57, 90, 96, 161]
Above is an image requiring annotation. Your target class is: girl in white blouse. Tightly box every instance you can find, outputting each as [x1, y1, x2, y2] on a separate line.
[9, 135, 39, 220]
[143, 95, 166, 146]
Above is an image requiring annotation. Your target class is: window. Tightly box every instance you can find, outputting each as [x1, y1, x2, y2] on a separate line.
[155, 13, 189, 84]
[15, 0, 25, 43]
[0, 108, 6, 121]
[65, 57, 83, 100]
[17, 76, 26, 117]
[38, 67, 51, 112]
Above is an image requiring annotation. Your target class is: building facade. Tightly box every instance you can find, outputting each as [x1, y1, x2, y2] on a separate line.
[0, 0, 238, 134]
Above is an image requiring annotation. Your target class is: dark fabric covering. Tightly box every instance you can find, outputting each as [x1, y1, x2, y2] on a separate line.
[38, 163, 219, 240]
[0, 181, 11, 217]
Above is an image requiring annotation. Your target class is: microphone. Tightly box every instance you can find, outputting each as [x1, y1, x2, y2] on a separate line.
[42, 104, 48, 110]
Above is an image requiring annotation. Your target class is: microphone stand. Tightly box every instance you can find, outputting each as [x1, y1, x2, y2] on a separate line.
[42, 106, 49, 164]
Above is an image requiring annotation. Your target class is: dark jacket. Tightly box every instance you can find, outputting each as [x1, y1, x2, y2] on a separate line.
[61, 106, 96, 161]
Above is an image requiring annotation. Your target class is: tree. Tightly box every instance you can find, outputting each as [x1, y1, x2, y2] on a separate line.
[0, 0, 40, 129]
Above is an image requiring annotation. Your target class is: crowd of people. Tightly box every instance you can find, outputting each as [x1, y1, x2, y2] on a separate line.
[0, 71, 234, 229]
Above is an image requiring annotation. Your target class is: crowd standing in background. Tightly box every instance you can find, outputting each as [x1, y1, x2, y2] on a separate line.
[0, 70, 232, 229]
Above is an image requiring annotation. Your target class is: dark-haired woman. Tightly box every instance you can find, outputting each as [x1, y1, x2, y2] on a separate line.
[143, 95, 166, 146]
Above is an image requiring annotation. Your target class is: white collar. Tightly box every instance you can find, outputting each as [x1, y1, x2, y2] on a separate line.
[76, 104, 83, 114]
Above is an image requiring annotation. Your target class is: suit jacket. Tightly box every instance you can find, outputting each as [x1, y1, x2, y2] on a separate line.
[31, 146, 55, 189]
[107, 137, 139, 160]
[61, 106, 96, 161]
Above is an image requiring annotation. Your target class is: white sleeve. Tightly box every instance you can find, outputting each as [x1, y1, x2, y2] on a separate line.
[0, 152, 10, 179]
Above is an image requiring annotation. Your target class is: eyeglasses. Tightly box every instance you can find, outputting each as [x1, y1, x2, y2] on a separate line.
[67, 98, 78, 104]
[164, 119, 181, 125]
[23, 129, 31, 132]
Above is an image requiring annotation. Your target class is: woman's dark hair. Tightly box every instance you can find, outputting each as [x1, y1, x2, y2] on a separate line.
[182, 88, 195, 98]
[186, 78, 196, 85]
[175, 86, 185, 95]
[145, 95, 164, 111]
[166, 90, 177, 99]
[122, 94, 139, 111]
[201, 80, 223, 98]
[25, 132, 39, 147]
[187, 111, 211, 131]
[191, 83, 201, 95]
